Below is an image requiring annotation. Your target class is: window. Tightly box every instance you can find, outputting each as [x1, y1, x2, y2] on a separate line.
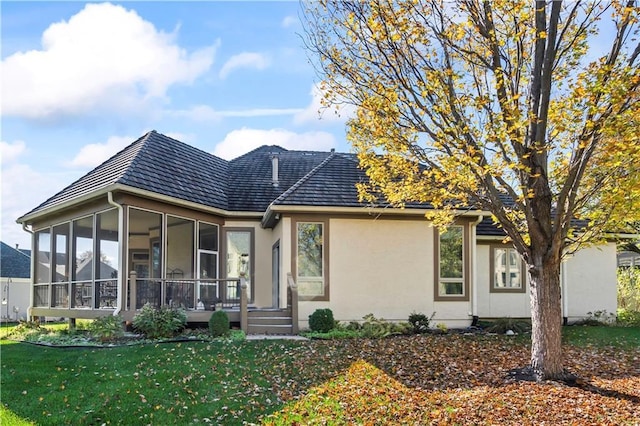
[434, 225, 469, 301]
[491, 246, 525, 292]
[294, 219, 329, 300]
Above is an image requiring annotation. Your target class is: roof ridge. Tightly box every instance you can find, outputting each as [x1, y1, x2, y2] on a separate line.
[230, 144, 287, 162]
[272, 151, 336, 204]
[117, 130, 159, 182]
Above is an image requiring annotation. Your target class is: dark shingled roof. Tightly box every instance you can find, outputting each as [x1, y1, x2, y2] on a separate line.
[20, 131, 498, 231]
[21, 131, 229, 217]
[273, 153, 367, 207]
[227, 146, 330, 211]
[1, 241, 31, 278]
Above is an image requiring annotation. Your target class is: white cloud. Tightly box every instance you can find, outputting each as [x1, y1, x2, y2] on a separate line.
[1, 3, 218, 120]
[171, 105, 303, 122]
[0, 140, 27, 165]
[68, 135, 135, 168]
[281, 15, 298, 28]
[293, 83, 356, 125]
[218, 52, 270, 79]
[213, 128, 336, 160]
[1, 163, 81, 249]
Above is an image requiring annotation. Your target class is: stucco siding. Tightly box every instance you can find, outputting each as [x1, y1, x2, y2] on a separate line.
[564, 243, 617, 321]
[476, 244, 531, 318]
[297, 218, 438, 328]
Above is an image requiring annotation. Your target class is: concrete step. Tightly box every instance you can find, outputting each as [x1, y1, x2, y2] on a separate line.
[247, 308, 291, 318]
[248, 316, 293, 326]
[247, 323, 294, 335]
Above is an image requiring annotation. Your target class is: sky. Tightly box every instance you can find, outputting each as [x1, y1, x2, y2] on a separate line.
[1, 1, 354, 250]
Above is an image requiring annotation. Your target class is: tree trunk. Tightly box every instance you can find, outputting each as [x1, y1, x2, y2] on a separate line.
[528, 249, 564, 380]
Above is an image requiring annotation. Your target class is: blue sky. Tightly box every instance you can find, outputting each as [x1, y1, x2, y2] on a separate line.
[1, 1, 353, 249]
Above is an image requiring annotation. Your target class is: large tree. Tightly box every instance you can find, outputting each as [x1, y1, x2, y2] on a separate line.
[302, 0, 640, 380]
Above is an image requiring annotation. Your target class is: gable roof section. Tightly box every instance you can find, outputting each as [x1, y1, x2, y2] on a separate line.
[20, 131, 229, 219]
[1, 241, 31, 278]
[273, 153, 366, 207]
[227, 146, 330, 211]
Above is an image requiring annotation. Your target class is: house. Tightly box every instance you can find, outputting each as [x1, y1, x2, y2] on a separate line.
[16, 131, 618, 332]
[0, 241, 32, 321]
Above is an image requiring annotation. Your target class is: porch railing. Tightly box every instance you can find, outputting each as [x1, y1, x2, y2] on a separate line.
[128, 271, 242, 311]
[33, 279, 118, 309]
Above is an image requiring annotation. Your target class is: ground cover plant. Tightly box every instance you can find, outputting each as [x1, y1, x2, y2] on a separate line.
[2, 326, 638, 425]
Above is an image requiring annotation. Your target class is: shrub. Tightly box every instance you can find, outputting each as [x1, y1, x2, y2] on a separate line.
[88, 315, 124, 342]
[209, 310, 230, 337]
[485, 317, 531, 334]
[132, 303, 187, 339]
[360, 313, 409, 339]
[408, 311, 434, 334]
[617, 308, 640, 326]
[309, 309, 335, 333]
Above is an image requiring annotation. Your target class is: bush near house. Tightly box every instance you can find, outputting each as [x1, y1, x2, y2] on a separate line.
[308, 309, 336, 333]
[132, 303, 187, 339]
[209, 310, 231, 337]
[87, 315, 124, 342]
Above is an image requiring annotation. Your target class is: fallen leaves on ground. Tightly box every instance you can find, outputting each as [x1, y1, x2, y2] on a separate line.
[265, 334, 640, 425]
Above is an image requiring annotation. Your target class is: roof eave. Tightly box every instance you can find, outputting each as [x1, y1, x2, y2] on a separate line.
[17, 183, 264, 225]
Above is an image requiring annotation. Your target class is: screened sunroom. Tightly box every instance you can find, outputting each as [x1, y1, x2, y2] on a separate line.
[29, 200, 254, 321]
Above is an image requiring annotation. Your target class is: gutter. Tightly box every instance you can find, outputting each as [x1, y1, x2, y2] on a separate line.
[470, 215, 483, 325]
[22, 223, 34, 320]
[107, 192, 124, 317]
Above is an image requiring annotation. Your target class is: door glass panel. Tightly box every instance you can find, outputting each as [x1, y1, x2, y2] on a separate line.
[226, 231, 251, 300]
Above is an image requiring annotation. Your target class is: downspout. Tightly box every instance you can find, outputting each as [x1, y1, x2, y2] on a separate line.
[470, 215, 483, 326]
[107, 192, 124, 316]
[22, 223, 34, 320]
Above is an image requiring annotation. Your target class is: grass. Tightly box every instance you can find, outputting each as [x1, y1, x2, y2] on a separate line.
[1, 325, 638, 425]
[562, 325, 640, 348]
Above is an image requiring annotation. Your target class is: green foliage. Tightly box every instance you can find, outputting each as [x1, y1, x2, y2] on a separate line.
[408, 311, 434, 334]
[132, 303, 187, 339]
[87, 315, 124, 342]
[485, 318, 531, 334]
[361, 314, 409, 339]
[308, 308, 336, 333]
[618, 267, 640, 312]
[616, 309, 640, 327]
[209, 310, 230, 337]
[303, 329, 362, 340]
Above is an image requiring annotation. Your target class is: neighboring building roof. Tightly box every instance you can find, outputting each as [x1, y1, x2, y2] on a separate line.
[0, 241, 31, 278]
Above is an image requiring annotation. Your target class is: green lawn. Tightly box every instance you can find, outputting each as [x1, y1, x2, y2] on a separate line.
[2, 326, 638, 425]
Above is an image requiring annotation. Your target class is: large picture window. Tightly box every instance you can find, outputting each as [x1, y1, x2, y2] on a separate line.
[294, 218, 329, 300]
[490, 246, 525, 292]
[434, 225, 469, 301]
